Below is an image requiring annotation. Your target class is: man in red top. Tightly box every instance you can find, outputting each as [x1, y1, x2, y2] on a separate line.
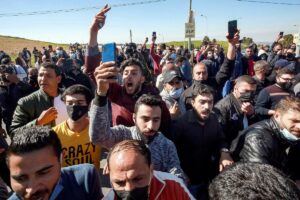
[242, 46, 259, 76]
[104, 140, 195, 200]
[85, 5, 170, 133]
[150, 36, 163, 76]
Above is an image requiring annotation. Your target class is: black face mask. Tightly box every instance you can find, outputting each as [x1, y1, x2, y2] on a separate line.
[277, 82, 293, 92]
[286, 53, 295, 61]
[114, 185, 149, 200]
[66, 105, 88, 121]
[29, 75, 38, 85]
[193, 80, 207, 86]
[239, 91, 255, 102]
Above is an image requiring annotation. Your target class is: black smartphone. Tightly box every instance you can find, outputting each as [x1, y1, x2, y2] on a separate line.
[228, 20, 238, 39]
[152, 31, 157, 38]
[102, 43, 117, 79]
[279, 31, 284, 36]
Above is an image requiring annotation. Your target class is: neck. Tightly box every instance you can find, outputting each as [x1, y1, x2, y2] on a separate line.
[46, 89, 58, 97]
[255, 73, 265, 81]
[67, 117, 89, 133]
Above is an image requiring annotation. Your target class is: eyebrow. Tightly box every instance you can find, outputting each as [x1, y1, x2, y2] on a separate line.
[12, 165, 54, 178]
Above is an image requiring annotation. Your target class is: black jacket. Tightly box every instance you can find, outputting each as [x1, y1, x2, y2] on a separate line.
[231, 118, 300, 180]
[214, 93, 259, 145]
[171, 110, 227, 184]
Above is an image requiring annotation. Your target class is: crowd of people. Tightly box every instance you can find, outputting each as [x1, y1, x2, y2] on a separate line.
[1, 4, 300, 200]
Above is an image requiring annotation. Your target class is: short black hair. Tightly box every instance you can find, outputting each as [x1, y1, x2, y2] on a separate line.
[120, 58, 145, 76]
[134, 94, 163, 114]
[107, 140, 151, 170]
[7, 126, 62, 163]
[191, 84, 214, 100]
[61, 84, 94, 105]
[234, 75, 257, 86]
[276, 67, 295, 77]
[209, 162, 300, 200]
[40, 62, 61, 76]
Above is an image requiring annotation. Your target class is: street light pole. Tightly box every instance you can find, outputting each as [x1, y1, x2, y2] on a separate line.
[188, 0, 193, 50]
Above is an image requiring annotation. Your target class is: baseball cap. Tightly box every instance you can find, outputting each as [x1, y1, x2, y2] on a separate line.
[163, 70, 182, 84]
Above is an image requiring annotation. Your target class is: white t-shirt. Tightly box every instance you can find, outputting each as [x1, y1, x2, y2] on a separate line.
[53, 95, 68, 125]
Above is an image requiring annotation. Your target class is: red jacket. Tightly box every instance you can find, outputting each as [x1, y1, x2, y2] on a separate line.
[104, 171, 195, 200]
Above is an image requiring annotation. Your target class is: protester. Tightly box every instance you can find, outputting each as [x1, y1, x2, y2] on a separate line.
[231, 97, 300, 188]
[209, 162, 300, 200]
[104, 140, 195, 200]
[85, 6, 171, 134]
[10, 62, 68, 135]
[89, 92, 186, 180]
[171, 84, 233, 199]
[7, 126, 103, 200]
[53, 84, 101, 168]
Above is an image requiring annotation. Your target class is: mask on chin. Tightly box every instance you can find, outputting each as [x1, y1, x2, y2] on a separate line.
[280, 128, 300, 142]
[114, 185, 149, 200]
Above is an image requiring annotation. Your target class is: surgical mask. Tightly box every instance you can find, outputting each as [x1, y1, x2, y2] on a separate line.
[239, 91, 255, 102]
[169, 87, 184, 99]
[193, 80, 207, 86]
[280, 128, 300, 142]
[66, 105, 88, 121]
[277, 82, 293, 92]
[114, 185, 149, 200]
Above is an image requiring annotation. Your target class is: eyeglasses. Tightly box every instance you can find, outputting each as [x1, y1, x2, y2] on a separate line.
[280, 77, 295, 82]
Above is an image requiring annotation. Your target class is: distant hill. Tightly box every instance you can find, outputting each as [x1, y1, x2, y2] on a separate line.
[0, 35, 68, 58]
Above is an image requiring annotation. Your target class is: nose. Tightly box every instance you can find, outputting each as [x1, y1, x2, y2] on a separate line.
[25, 183, 40, 198]
[203, 102, 210, 110]
[146, 120, 154, 130]
[124, 182, 135, 191]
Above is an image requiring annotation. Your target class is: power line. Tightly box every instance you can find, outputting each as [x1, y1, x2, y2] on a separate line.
[0, 0, 166, 18]
[236, 0, 300, 6]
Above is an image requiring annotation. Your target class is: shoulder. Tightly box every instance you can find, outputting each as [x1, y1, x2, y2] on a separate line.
[61, 163, 99, 183]
[8, 193, 20, 200]
[18, 90, 42, 104]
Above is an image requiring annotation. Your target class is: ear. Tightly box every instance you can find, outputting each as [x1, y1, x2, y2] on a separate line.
[132, 113, 136, 123]
[56, 75, 62, 84]
[140, 75, 145, 84]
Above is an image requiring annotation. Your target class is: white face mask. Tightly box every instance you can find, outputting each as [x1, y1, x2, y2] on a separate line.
[169, 87, 184, 99]
[280, 128, 300, 142]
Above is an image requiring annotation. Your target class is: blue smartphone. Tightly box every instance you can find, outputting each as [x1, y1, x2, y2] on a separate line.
[102, 42, 116, 63]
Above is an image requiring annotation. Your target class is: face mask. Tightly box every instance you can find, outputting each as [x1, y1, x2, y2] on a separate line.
[280, 128, 300, 142]
[66, 105, 88, 121]
[239, 91, 255, 102]
[169, 87, 184, 99]
[29, 75, 38, 84]
[286, 53, 295, 61]
[277, 82, 292, 92]
[114, 185, 149, 200]
[193, 80, 207, 86]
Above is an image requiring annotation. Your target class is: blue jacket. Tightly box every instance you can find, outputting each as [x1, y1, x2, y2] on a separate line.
[9, 164, 103, 200]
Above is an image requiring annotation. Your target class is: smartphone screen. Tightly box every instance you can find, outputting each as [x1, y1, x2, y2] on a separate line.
[228, 20, 237, 39]
[102, 43, 117, 79]
[102, 43, 116, 63]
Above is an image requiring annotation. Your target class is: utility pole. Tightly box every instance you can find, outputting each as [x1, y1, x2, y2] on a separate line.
[130, 29, 132, 43]
[186, 0, 195, 51]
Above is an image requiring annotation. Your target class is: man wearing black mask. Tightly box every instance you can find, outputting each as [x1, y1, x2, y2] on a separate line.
[53, 84, 102, 169]
[255, 67, 295, 120]
[214, 75, 258, 145]
[105, 140, 194, 200]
